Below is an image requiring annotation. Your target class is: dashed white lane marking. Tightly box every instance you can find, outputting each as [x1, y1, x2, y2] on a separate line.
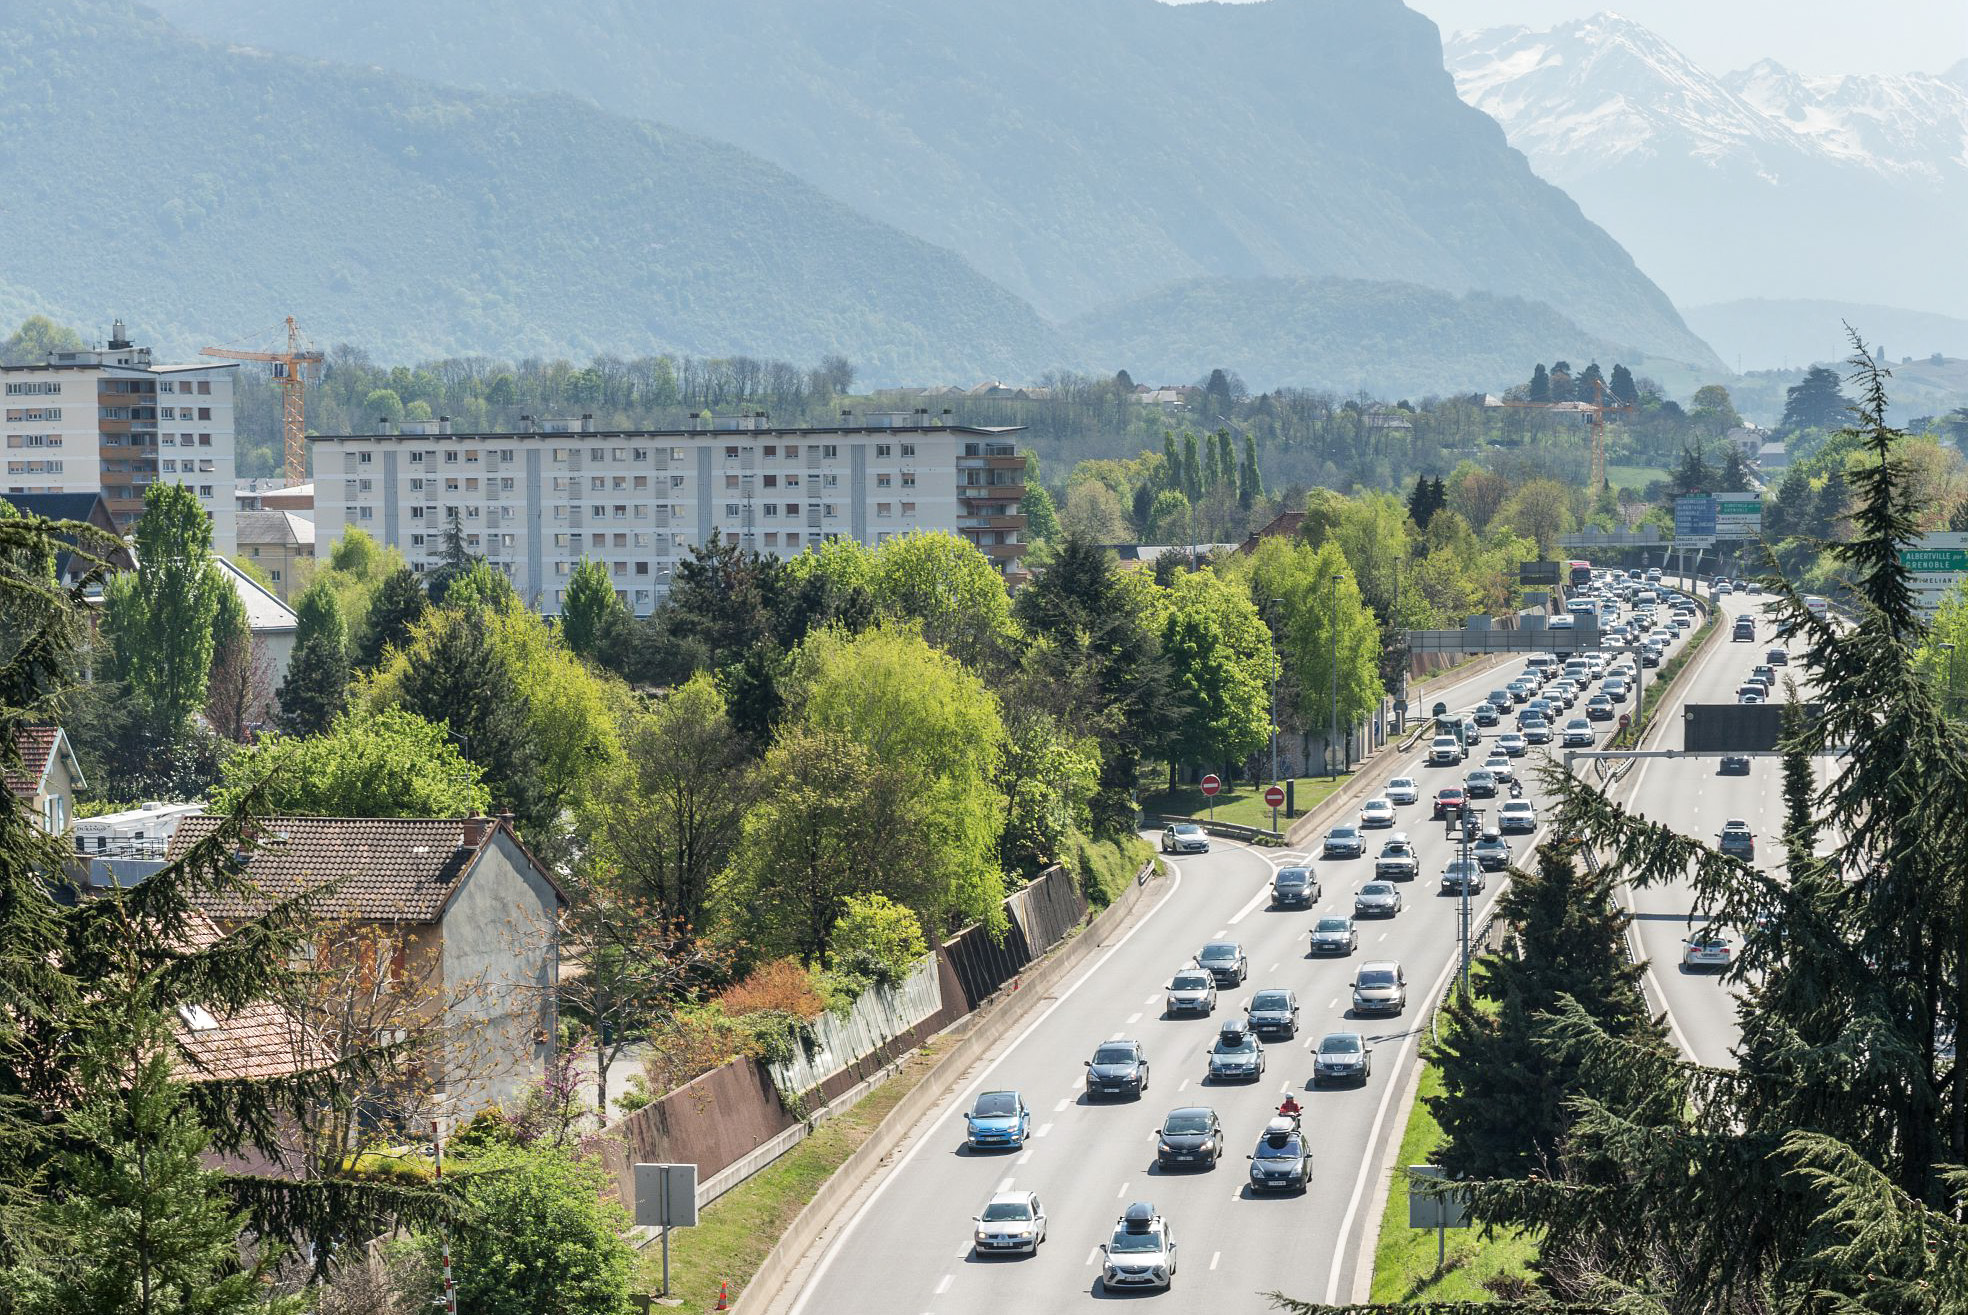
[1086, 1248, 1100, 1266]
[1116, 1181, 1130, 1198]
[1329, 998, 1340, 1009]
[1035, 1123, 1053, 1138]
[1268, 961, 1280, 972]
[1378, 931, 1390, 941]
[935, 1275, 953, 1295]
[1110, 1031, 1124, 1040]
[1214, 928, 1228, 938]
[996, 1177, 1013, 1193]
[1228, 883, 1271, 925]
[1054, 1099, 1070, 1113]
[1211, 1252, 1222, 1271]
[1178, 1079, 1190, 1092]
[1126, 1012, 1142, 1024]
[1230, 1186, 1243, 1201]
[1016, 1149, 1034, 1165]
[1144, 993, 1161, 1006]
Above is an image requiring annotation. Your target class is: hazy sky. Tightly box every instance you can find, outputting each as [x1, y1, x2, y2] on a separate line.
[1166, 2, 1967, 75]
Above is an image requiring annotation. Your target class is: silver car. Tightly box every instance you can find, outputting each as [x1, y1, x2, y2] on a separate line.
[1385, 777, 1420, 805]
[1312, 1031, 1372, 1085]
[1354, 881, 1404, 918]
[1164, 969, 1217, 1017]
[1161, 823, 1209, 854]
[973, 1190, 1048, 1256]
[1351, 961, 1407, 1016]
[1323, 825, 1365, 858]
[1308, 915, 1359, 955]
[1100, 1203, 1177, 1291]
[1375, 837, 1419, 881]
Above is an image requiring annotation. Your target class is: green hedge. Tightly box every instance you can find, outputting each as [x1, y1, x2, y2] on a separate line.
[1068, 832, 1154, 909]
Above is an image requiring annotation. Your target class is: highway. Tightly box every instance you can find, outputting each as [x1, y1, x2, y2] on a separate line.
[769, 617, 1704, 1314]
[1608, 588, 1814, 1068]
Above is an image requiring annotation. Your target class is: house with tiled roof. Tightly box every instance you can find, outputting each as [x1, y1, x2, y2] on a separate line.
[6, 726, 82, 835]
[170, 814, 565, 1120]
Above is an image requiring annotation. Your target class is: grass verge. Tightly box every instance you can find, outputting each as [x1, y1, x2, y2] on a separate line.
[639, 1036, 951, 1308]
[1142, 772, 1353, 831]
[1070, 832, 1156, 909]
[1369, 1055, 1540, 1303]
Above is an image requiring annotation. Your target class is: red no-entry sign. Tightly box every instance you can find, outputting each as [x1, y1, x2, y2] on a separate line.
[1264, 785, 1286, 808]
[1619, 713, 1632, 728]
[1200, 774, 1222, 797]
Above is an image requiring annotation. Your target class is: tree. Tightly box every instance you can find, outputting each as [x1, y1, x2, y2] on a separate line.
[1428, 842, 1664, 1180]
[1528, 363, 1550, 403]
[1690, 383, 1743, 435]
[828, 893, 928, 987]
[561, 557, 627, 661]
[1240, 537, 1383, 761]
[554, 869, 720, 1118]
[214, 707, 492, 819]
[411, 1145, 634, 1315]
[1781, 364, 1850, 434]
[1019, 482, 1061, 543]
[356, 565, 427, 670]
[1446, 463, 1510, 532]
[1238, 433, 1263, 511]
[103, 483, 227, 735]
[993, 706, 1100, 876]
[4, 1018, 305, 1315]
[425, 511, 478, 606]
[1549, 360, 1576, 402]
[868, 531, 1012, 671]
[1672, 441, 1717, 495]
[1014, 532, 1177, 835]
[783, 623, 1007, 940]
[1608, 362, 1639, 407]
[666, 535, 785, 667]
[583, 675, 753, 931]
[204, 609, 272, 746]
[1144, 489, 1190, 545]
[292, 578, 348, 653]
[275, 632, 351, 736]
[1180, 432, 1202, 501]
[1406, 474, 1444, 530]
[0, 316, 83, 367]
[1057, 480, 1131, 543]
[1720, 444, 1752, 492]
[1497, 478, 1575, 558]
[388, 607, 545, 831]
[1161, 569, 1271, 772]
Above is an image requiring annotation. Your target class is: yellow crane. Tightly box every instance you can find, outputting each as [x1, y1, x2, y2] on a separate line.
[201, 317, 324, 483]
[1492, 376, 1632, 490]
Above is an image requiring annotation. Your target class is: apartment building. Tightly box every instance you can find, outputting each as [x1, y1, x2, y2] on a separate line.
[310, 417, 1028, 614]
[0, 322, 237, 554]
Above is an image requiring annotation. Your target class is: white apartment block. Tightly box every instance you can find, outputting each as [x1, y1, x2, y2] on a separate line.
[310, 416, 1029, 614]
[0, 322, 238, 554]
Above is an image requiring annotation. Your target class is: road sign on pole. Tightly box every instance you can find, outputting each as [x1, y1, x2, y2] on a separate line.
[1264, 784, 1285, 832]
[1200, 773, 1221, 821]
[635, 1162, 699, 1297]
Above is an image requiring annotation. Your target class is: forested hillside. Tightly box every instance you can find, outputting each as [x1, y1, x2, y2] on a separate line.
[0, 0, 1066, 382]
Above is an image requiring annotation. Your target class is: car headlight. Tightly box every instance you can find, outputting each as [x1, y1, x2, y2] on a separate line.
[1250, 1163, 1264, 1178]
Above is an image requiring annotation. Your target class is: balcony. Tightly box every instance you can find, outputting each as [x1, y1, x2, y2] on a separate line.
[973, 540, 1026, 561]
[959, 483, 1025, 503]
[958, 514, 1029, 532]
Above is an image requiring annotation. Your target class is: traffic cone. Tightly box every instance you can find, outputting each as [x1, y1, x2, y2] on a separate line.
[715, 1280, 730, 1311]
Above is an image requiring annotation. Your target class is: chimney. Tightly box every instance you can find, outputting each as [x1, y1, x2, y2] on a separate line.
[581, 413, 593, 433]
[497, 809, 515, 832]
[438, 415, 452, 435]
[377, 417, 392, 434]
[108, 318, 131, 350]
[461, 816, 493, 848]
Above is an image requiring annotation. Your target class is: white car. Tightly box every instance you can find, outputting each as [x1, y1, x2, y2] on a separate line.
[1359, 798, 1396, 828]
[974, 1189, 1048, 1255]
[1384, 777, 1419, 805]
[1481, 754, 1515, 782]
[1682, 936, 1734, 971]
[1429, 736, 1463, 766]
[1561, 719, 1594, 747]
[1498, 799, 1538, 832]
[1497, 733, 1528, 757]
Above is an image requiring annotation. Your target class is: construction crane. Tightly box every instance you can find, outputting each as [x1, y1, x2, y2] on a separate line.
[202, 317, 324, 483]
[1491, 376, 1632, 491]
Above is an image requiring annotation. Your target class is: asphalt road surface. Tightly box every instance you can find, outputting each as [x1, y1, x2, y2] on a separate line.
[770, 638, 1677, 1314]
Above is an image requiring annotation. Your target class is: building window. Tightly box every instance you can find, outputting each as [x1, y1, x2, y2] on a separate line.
[901, 472, 916, 487]
[784, 502, 800, 516]
[763, 503, 778, 518]
[724, 446, 739, 458]
[784, 473, 800, 488]
[197, 381, 211, 395]
[635, 561, 649, 575]
[821, 444, 838, 459]
[269, 569, 282, 582]
[786, 532, 800, 547]
[198, 434, 212, 446]
[445, 451, 458, 463]
[877, 502, 892, 517]
[765, 532, 779, 547]
[875, 443, 891, 458]
[876, 473, 891, 488]
[901, 502, 916, 516]
[725, 503, 740, 518]
[725, 474, 740, 489]
[199, 485, 213, 496]
[900, 443, 915, 457]
[357, 450, 373, 464]
[409, 451, 425, 463]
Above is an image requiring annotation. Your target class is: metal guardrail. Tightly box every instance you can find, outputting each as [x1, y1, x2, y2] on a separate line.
[1141, 813, 1283, 845]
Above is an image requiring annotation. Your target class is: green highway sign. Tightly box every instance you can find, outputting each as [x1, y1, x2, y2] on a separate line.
[1901, 549, 1968, 572]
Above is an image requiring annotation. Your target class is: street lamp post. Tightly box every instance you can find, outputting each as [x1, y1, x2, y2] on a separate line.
[1266, 597, 1285, 789]
[1330, 571, 1349, 780]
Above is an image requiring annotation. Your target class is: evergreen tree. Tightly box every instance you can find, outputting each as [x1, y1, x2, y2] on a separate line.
[1180, 432, 1202, 502]
[291, 579, 347, 653]
[1781, 364, 1851, 434]
[1608, 362, 1639, 407]
[1528, 363, 1551, 403]
[425, 509, 478, 606]
[1160, 431, 1179, 493]
[1720, 445, 1752, 492]
[1213, 429, 1236, 495]
[1113, 369, 1135, 393]
[560, 557, 628, 661]
[101, 484, 227, 735]
[5, 1020, 305, 1315]
[1238, 434, 1262, 511]
[1579, 361, 1606, 398]
[667, 535, 786, 668]
[1406, 474, 1443, 531]
[1672, 442, 1717, 495]
[355, 564, 427, 670]
[396, 607, 545, 830]
[1549, 360, 1575, 402]
[275, 631, 351, 736]
[1429, 841, 1664, 1180]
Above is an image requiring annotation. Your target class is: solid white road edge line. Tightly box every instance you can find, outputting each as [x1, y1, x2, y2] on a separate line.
[1323, 833, 1530, 1305]
[781, 855, 1194, 1315]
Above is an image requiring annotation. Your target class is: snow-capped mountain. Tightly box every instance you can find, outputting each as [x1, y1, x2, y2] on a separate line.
[1444, 14, 1968, 323]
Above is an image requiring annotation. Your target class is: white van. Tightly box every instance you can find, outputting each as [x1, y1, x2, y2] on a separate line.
[1525, 653, 1557, 676]
[1804, 595, 1829, 618]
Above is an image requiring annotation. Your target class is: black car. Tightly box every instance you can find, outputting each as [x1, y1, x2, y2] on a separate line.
[1719, 754, 1751, 774]
[1767, 647, 1788, 666]
[1472, 704, 1500, 727]
[1205, 1023, 1265, 1083]
[1245, 988, 1300, 1039]
[1085, 1040, 1150, 1099]
[1195, 941, 1248, 986]
[1155, 1107, 1222, 1170]
[1247, 1124, 1311, 1193]
[1270, 866, 1320, 909]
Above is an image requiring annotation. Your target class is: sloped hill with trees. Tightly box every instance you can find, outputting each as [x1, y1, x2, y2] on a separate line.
[0, 0, 1067, 383]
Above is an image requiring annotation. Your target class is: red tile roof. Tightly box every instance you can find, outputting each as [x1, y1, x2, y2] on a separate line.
[171, 911, 334, 1082]
[170, 815, 506, 924]
[5, 726, 62, 798]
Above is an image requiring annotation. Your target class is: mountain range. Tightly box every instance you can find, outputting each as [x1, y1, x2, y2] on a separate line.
[1446, 14, 1968, 333]
[105, 0, 1719, 388]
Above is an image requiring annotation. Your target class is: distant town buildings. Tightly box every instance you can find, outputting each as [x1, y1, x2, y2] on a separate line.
[311, 417, 1029, 614]
[6, 726, 82, 835]
[236, 509, 316, 601]
[1, 322, 238, 553]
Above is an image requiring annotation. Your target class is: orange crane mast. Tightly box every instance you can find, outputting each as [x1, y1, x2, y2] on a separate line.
[1492, 376, 1631, 491]
[201, 317, 324, 483]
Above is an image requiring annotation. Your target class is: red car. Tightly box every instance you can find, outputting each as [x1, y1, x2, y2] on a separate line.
[1433, 787, 1467, 820]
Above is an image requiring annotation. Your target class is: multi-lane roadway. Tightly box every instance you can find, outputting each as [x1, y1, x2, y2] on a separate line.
[766, 577, 1798, 1312]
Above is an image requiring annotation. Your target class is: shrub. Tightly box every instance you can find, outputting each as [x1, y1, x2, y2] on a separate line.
[641, 1004, 758, 1097]
[1069, 831, 1153, 909]
[720, 958, 826, 1020]
[828, 893, 928, 989]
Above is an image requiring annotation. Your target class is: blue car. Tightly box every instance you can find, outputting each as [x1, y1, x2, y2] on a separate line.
[965, 1090, 1031, 1149]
